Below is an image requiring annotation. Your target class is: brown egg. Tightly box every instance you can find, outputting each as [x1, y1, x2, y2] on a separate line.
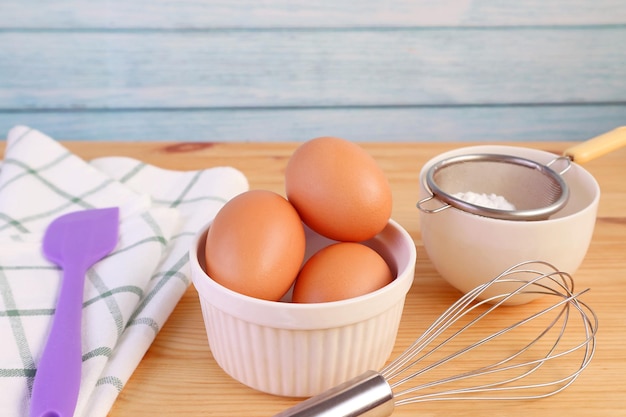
[292, 242, 393, 303]
[204, 190, 305, 301]
[285, 136, 392, 242]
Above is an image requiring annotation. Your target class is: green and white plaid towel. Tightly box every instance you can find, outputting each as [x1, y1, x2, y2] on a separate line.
[0, 126, 248, 417]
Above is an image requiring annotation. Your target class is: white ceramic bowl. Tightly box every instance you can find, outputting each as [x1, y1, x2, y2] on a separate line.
[418, 145, 600, 305]
[190, 219, 416, 397]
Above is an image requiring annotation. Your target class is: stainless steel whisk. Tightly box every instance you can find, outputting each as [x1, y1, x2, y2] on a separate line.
[275, 260, 598, 417]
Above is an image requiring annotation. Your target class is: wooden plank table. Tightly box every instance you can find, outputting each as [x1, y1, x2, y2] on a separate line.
[24, 141, 626, 416]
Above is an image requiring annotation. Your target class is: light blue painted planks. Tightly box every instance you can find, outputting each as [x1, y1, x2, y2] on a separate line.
[1, 28, 625, 109]
[0, 0, 625, 142]
[1, 0, 626, 28]
[1, 105, 623, 142]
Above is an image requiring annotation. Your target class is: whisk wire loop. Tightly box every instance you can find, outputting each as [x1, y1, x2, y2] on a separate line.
[391, 290, 596, 405]
[381, 262, 573, 380]
[382, 260, 597, 406]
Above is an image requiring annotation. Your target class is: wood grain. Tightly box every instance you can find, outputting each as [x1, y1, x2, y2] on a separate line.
[3, 140, 619, 417]
[1, 1, 625, 142]
[2, 0, 626, 28]
[2, 28, 625, 109]
[2, 105, 624, 142]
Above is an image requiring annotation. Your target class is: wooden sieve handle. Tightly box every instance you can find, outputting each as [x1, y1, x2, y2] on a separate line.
[563, 126, 626, 164]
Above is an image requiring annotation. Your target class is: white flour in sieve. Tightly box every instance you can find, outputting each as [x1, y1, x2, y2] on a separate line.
[453, 192, 516, 210]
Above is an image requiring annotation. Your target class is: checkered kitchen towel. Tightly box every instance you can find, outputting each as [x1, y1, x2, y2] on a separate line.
[0, 126, 248, 416]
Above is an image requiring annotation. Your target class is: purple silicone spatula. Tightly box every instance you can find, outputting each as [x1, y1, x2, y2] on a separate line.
[30, 207, 120, 417]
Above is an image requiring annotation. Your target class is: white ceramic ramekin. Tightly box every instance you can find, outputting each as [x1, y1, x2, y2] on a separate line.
[190, 219, 416, 397]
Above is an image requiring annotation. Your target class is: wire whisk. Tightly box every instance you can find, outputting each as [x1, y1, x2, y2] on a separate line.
[275, 260, 598, 417]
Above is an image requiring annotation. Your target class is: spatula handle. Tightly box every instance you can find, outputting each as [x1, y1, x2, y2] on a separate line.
[30, 262, 87, 417]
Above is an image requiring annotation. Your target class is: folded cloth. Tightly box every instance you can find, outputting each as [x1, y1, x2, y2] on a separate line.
[0, 126, 248, 417]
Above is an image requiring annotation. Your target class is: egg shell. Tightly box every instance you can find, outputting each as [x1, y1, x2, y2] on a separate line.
[285, 136, 393, 242]
[204, 189, 306, 301]
[292, 242, 394, 303]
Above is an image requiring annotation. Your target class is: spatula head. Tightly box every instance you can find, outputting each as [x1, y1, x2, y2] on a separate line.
[42, 207, 120, 268]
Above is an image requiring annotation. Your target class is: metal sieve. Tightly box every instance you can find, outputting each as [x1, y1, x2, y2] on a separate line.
[417, 127, 626, 221]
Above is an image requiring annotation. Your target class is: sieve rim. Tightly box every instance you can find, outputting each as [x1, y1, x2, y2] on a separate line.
[425, 153, 570, 221]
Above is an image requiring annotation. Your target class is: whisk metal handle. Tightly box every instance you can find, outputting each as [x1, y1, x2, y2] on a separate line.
[274, 370, 395, 417]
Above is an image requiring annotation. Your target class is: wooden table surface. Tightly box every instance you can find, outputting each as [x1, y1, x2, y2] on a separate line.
[30, 141, 626, 416]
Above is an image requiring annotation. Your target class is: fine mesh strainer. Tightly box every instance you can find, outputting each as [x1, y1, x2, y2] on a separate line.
[417, 127, 626, 221]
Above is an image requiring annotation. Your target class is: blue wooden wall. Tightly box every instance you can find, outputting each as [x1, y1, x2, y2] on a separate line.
[1, 1, 625, 142]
